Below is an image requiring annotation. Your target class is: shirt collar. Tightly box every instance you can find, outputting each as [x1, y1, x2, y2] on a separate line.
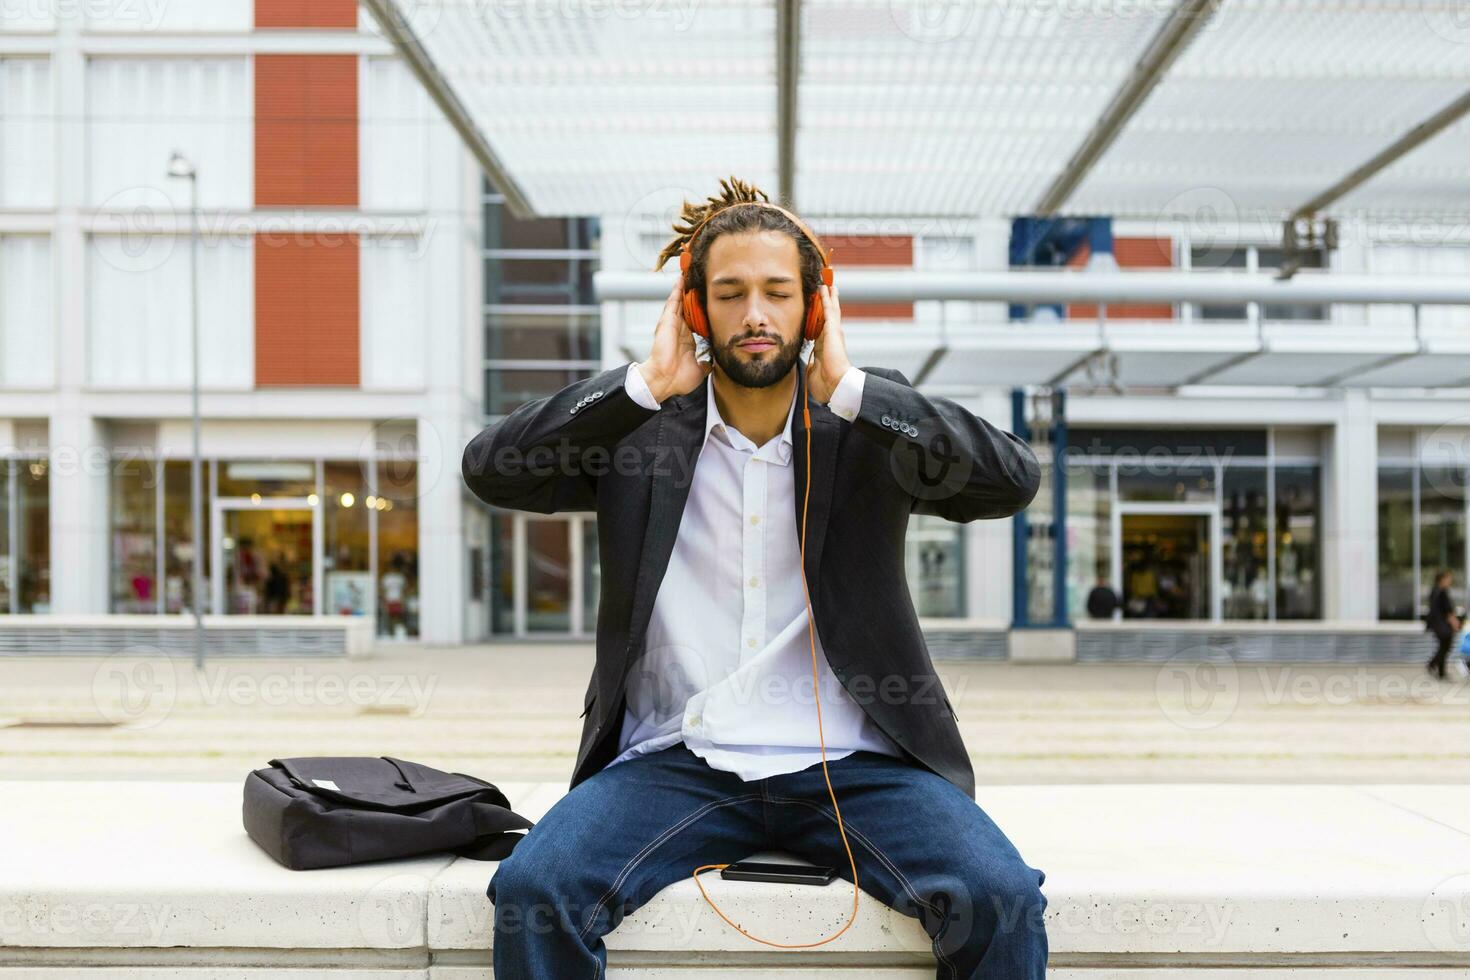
[704, 375, 796, 464]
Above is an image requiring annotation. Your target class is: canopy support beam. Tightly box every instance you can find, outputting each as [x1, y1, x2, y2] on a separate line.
[776, 0, 800, 207]
[1034, 0, 1219, 216]
[361, 0, 537, 219]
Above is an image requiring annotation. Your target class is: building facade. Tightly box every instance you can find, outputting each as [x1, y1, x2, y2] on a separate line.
[1, 0, 481, 644]
[3, 2, 1468, 655]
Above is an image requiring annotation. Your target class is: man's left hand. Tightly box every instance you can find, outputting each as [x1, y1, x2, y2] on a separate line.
[804, 283, 851, 404]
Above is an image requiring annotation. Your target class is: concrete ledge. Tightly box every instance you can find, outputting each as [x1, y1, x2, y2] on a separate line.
[0, 614, 374, 659]
[6, 780, 1470, 976]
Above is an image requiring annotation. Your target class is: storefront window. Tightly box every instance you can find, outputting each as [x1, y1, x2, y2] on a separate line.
[1065, 461, 1111, 622]
[324, 461, 371, 618]
[582, 517, 600, 631]
[216, 459, 315, 498]
[1117, 462, 1214, 503]
[376, 459, 419, 638]
[18, 458, 49, 613]
[1378, 465, 1416, 620]
[163, 460, 212, 614]
[1420, 465, 1467, 614]
[110, 454, 159, 613]
[1222, 466, 1269, 620]
[907, 514, 964, 617]
[1024, 457, 1055, 624]
[1274, 465, 1320, 619]
[489, 512, 514, 634]
[0, 461, 9, 613]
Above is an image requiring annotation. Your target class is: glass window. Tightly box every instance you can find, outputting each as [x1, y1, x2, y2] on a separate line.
[489, 511, 514, 634]
[216, 459, 315, 498]
[486, 367, 596, 417]
[1065, 461, 1112, 622]
[1257, 247, 1327, 321]
[1024, 458, 1054, 625]
[1420, 465, 1467, 616]
[486, 310, 600, 362]
[906, 514, 964, 617]
[18, 458, 49, 613]
[0, 462, 10, 613]
[1274, 465, 1320, 619]
[110, 454, 160, 613]
[376, 459, 419, 638]
[1117, 463, 1215, 503]
[1378, 465, 1416, 620]
[486, 257, 596, 306]
[582, 517, 600, 634]
[1222, 465, 1269, 620]
[163, 460, 212, 614]
[324, 461, 371, 618]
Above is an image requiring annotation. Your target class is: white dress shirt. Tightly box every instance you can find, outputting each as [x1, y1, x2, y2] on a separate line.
[603, 360, 904, 781]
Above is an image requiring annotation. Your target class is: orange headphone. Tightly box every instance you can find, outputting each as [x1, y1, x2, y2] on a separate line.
[677, 201, 836, 343]
[681, 202, 861, 949]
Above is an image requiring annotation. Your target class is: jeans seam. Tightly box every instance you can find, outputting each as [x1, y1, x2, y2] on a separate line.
[578, 791, 763, 945]
[767, 793, 957, 980]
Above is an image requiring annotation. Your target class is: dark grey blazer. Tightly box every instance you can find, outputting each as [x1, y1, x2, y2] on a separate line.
[461, 360, 1041, 800]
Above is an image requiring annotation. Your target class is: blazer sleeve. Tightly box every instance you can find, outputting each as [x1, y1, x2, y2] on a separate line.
[461, 362, 659, 514]
[850, 365, 1041, 522]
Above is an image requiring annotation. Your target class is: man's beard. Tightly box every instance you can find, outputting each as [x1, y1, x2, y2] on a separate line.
[709, 327, 804, 389]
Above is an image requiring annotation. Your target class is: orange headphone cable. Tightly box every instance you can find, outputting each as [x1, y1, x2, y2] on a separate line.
[690, 389, 862, 948]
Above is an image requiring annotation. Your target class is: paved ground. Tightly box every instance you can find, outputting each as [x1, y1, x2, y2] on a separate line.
[3, 643, 1470, 784]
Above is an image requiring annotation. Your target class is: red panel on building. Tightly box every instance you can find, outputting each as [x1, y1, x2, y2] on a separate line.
[255, 0, 357, 29]
[1068, 236, 1174, 320]
[822, 234, 913, 320]
[255, 55, 358, 207]
[255, 233, 360, 387]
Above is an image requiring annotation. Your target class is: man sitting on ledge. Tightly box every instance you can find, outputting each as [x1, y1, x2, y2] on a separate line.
[461, 176, 1046, 979]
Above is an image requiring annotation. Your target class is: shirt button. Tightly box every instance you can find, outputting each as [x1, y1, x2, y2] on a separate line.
[750, 515, 760, 525]
[747, 638, 757, 648]
[688, 715, 701, 729]
[748, 576, 759, 588]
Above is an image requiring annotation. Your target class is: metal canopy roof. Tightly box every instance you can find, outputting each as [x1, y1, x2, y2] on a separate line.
[365, 0, 1470, 221]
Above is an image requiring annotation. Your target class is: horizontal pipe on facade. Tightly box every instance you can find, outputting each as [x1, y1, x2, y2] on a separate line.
[595, 270, 1470, 306]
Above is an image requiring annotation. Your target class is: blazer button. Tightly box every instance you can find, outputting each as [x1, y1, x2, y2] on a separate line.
[570, 406, 579, 414]
[881, 415, 892, 425]
[593, 390, 604, 399]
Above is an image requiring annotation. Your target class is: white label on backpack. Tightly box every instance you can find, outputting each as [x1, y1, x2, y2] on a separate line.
[312, 779, 340, 791]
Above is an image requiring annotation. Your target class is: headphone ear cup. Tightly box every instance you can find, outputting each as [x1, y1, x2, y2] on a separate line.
[805, 291, 825, 342]
[682, 289, 709, 339]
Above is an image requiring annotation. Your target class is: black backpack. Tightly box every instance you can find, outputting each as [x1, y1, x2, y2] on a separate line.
[243, 756, 534, 870]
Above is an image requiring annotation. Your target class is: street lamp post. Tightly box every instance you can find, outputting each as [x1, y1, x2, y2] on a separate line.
[167, 152, 204, 670]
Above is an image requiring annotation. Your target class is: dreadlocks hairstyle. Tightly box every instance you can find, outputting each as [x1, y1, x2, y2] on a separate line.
[653, 175, 826, 325]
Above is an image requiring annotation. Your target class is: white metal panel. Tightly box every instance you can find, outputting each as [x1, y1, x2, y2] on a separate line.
[85, 0, 247, 31]
[360, 234, 427, 389]
[0, 58, 52, 208]
[1, 3, 52, 30]
[798, 0, 1173, 216]
[87, 232, 253, 388]
[376, 0, 1470, 221]
[87, 57, 251, 210]
[1067, 0, 1470, 219]
[1362, 243, 1470, 331]
[361, 56, 431, 212]
[0, 235, 53, 387]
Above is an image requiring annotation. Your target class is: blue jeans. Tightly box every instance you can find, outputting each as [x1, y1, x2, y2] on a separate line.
[487, 742, 1048, 978]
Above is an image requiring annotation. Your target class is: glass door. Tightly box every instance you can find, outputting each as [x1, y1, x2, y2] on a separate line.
[1113, 503, 1221, 620]
[490, 513, 597, 638]
[213, 500, 320, 616]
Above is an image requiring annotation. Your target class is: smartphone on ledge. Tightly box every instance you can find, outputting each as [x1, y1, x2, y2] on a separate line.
[719, 860, 838, 886]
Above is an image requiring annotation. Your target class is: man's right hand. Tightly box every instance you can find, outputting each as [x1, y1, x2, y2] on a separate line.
[635, 270, 713, 403]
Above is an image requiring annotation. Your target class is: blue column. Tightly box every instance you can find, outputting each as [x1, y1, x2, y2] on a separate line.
[1011, 388, 1029, 628]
